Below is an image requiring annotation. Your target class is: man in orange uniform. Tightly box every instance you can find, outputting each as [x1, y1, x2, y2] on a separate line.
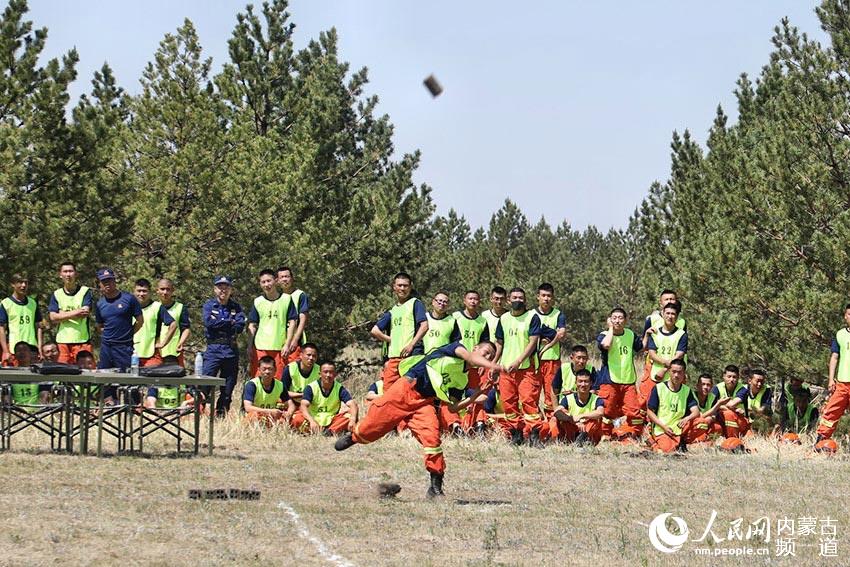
[548, 369, 604, 444]
[534, 283, 567, 418]
[645, 359, 699, 452]
[687, 373, 724, 443]
[370, 272, 428, 392]
[495, 288, 544, 446]
[817, 303, 850, 446]
[336, 340, 502, 498]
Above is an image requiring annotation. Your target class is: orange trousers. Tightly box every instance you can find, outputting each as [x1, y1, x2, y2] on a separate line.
[687, 416, 723, 443]
[244, 410, 287, 427]
[546, 417, 602, 444]
[285, 345, 302, 365]
[353, 378, 444, 474]
[291, 412, 350, 434]
[720, 409, 749, 438]
[498, 367, 544, 433]
[817, 382, 850, 439]
[637, 377, 663, 433]
[57, 343, 93, 365]
[538, 360, 560, 416]
[438, 403, 484, 433]
[598, 382, 643, 436]
[649, 421, 696, 452]
[381, 358, 403, 392]
[249, 349, 283, 379]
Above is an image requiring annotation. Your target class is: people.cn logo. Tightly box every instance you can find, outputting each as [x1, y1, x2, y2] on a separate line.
[648, 513, 690, 553]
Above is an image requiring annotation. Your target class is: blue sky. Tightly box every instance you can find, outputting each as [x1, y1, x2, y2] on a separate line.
[30, 1, 825, 230]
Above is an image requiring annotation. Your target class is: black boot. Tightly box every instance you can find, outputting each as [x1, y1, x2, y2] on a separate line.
[574, 431, 591, 447]
[676, 437, 688, 453]
[426, 472, 444, 498]
[335, 432, 354, 451]
[510, 428, 524, 446]
[528, 428, 544, 448]
[450, 423, 464, 438]
[474, 421, 486, 436]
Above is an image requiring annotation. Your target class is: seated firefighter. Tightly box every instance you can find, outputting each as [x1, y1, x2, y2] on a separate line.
[293, 361, 358, 435]
[243, 356, 294, 426]
[645, 358, 699, 453]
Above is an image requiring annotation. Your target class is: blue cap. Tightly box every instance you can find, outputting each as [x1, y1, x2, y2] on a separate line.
[96, 268, 116, 281]
[213, 275, 233, 286]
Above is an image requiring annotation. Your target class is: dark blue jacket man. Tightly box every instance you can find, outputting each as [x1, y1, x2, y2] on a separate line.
[202, 275, 245, 417]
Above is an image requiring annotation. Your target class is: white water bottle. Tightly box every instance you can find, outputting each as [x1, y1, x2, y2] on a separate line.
[194, 351, 204, 376]
[130, 352, 140, 376]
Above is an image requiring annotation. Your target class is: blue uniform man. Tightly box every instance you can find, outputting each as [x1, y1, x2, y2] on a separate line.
[202, 275, 246, 417]
[93, 268, 143, 371]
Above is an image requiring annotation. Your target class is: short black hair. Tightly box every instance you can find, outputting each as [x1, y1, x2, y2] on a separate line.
[662, 301, 682, 315]
[277, 266, 293, 277]
[463, 290, 480, 298]
[670, 358, 687, 369]
[698, 373, 713, 383]
[537, 283, 554, 294]
[724, 364, 739, 374]
[508, 287, 525, 296]
[59, 261, 76, 270]
[135, 278, 151, 289]
[575, 368, 592, 379]
[570, 345, 588, 355]
[258, 355, 277, 367]
[660, 289, 677, 298]
[258, 269, 275, 279]
[490, 286, 507, 296]
[301, 342, 319, 353]
[610, 307, 627, 317]
[76, 350, 94, 362]
[750, 368, 767, 378]
[392, 272, 412, 283]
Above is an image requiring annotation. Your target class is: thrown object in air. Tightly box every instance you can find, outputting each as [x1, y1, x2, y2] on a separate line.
[423, 74, 443, 97]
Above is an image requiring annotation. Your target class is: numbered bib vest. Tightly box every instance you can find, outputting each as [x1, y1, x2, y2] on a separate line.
[653, 382, 693, 436]
[11, 383, 39, 407]
[715, 382, 746, 400]
[287, 361, 319, 393]
[424, 313, 455, 353]
[648, 312, 686, 331]
[482, 310, 502, 346]
[536, 308, 562, 361]
[606, 329, 638, 385]
[650, 327, 687, 380]
[248, 377, 284, 409]
[563, 392, 600, 419]
[500, 311, 537, 370]
[1, 296, 38, 348]
[159, 302, 184, 358]
[453, 311, 486, 350]
[557, 362, 594, 402]
[387, 298, 419, 358]
[133, 302, 162, 358]
[698, 391, 717, 414]
[53, 286, 90, 343]
[290, 289, 307, 344]
[837, 328, 850, 382]
[785, 401, 816, 433]
[306, 380, 342, 426]
[425, 355, 469, 403]
[253, 294, 292, 351]
[156, 386, 182, 409]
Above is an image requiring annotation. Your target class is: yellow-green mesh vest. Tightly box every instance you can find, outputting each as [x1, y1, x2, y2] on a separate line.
[747, 387, 768, 414]
[653, 382, 693, 436]
[253, 294, 292, 351]
[53, 286, 90, 343]
[698, 391, 717, 413]
[563, 392, 600, 419]
[156, 386, 182, 409]
[557, 362, 594, 402]
[11, 383, 39, 406]
[785, 401, 816, 433]
[424, 313, 455, 354]
[248, 377, 284, 409]
[650, 327, 687, 380]
[287, 361, 319, 393]
[453, 311, 486, 350]
[715, 382, 746, 399]
[500, 311, 536, 370]
[290, 289, 307, 344]
[646, 312, 686, 363]
[425, 355, 469, 403]
[374, 380, 384, 396]
[606, 329, 638, 385]
[306, 380, 342, 426]
[387, 298, 418, 358]
[159, 302, 184, 358]
[837, 328, 850, 382]
[1, 296, 38, 347]
[482, 310, 501, 346]
[536, 308, 563, 361]
[133, 302, 161, 358]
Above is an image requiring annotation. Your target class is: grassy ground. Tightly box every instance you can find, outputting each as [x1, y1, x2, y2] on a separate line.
[1, 417, 848, 567]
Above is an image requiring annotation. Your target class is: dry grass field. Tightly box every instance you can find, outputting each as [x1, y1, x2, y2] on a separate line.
[1, 349, 847, 566]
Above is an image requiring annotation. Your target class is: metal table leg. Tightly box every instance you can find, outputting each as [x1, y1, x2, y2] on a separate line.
[208, 387, 215, 457]
[96, 383, 106, 457]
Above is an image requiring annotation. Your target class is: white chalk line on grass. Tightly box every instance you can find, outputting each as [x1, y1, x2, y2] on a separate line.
[277, 501, 355, 567]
